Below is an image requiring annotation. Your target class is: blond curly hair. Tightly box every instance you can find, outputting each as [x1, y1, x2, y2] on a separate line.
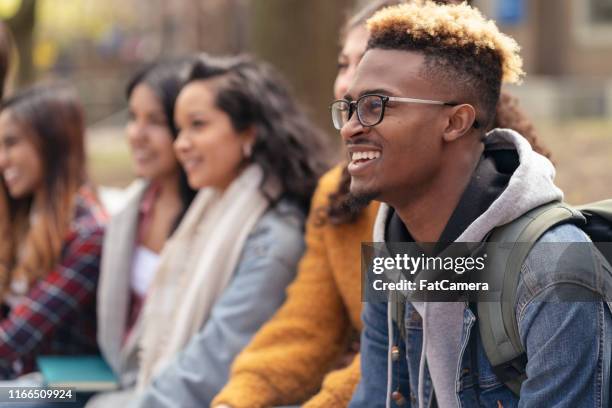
[367, 1, 523, 83]
[366, 1, 524, 127]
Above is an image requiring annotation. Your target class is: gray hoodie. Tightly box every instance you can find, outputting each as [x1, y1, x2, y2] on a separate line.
[372, 128, 563, 408]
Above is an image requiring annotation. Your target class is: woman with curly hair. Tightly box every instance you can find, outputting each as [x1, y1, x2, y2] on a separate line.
[0, 84, 106, 379]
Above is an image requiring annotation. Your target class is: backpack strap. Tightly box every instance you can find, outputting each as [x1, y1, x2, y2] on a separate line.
[576, 200, 612, 222]
[477, 201, 585, 395]
[390, 289, 406, 340]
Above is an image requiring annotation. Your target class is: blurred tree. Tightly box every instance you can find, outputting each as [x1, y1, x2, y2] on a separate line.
[533, 0, 567, 76]
[163, 0, 248, 56]
[4, 0, 35, 85]
[249, 0, 353, 142]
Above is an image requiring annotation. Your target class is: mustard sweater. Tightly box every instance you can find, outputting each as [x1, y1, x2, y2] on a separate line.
[212, 164, 379, 408]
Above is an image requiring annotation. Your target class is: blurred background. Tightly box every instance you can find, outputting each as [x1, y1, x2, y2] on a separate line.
[1, 0, 610, 204]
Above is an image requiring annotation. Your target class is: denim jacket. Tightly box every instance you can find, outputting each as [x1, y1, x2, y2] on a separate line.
[351, 223, 612, 408]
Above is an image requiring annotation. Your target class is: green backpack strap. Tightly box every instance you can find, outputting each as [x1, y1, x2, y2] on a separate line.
[576, 199, 612, 222]
[477, 201, 585, 396]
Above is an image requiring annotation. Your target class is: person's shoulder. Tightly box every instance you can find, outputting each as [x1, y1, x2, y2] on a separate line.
[536, 223, 591, 244]
[525, 223, 593, 273]
[106, 179, 149, 218]
[70, 186, 108, 236]
[252, 199, 305, 240]
[311, 163, 345, 206]
[244, 199, 306, 262]
[318, 163, 345, 190]
[56, 187, 107, 254]
[520, 223, 601, 300]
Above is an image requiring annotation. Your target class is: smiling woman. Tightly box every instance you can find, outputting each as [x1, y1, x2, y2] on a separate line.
[0, 112, 43, 199]
[172, 55, 331, 207]
[173, 79, 254, 191]
[0, 84, 106, 379]
[95, 58, 198, 399]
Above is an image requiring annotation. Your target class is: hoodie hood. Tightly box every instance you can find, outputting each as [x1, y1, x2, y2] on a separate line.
[456, 128, 563, 242]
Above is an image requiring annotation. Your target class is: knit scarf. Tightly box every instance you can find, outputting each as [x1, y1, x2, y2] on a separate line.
[136, 164, 273, 388]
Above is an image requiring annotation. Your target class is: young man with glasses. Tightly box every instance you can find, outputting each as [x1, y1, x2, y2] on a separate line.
[337, 2, 612, 407]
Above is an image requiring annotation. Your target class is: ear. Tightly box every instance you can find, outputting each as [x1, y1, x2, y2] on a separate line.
[240, 125, 257, 146]
[442, 104, 477, 143]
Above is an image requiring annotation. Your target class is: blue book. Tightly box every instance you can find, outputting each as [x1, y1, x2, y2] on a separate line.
[37, 355, 119, 392]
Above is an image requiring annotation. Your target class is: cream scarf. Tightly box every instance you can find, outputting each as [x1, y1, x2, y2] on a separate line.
[136, 165, 273, 389]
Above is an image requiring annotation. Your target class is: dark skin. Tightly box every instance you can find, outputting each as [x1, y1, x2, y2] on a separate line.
[340, 49, 483, 243]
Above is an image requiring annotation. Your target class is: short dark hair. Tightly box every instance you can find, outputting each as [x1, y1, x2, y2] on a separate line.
[186, 54, 331, 211]
[367, 2, 523, 129]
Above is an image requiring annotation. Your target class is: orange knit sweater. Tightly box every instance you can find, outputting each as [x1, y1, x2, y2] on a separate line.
[212, 164, 379, 408]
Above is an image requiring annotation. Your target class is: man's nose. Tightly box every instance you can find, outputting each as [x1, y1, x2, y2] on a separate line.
[340, 110, 365, 143]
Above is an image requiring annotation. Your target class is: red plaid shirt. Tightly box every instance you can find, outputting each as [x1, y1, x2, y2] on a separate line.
[0, 186, 107, 378]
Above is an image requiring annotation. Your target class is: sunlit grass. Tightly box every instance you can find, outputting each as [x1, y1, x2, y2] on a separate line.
[86, 127, 133, 188]
[534, 118, 612, 204]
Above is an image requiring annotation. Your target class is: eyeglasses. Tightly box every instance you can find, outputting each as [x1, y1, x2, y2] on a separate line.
[330, 94, 478, 130]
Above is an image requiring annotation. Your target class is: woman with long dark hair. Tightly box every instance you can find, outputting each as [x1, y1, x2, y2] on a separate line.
[0, 84, 106, 379]
[96, 58, 198, 390]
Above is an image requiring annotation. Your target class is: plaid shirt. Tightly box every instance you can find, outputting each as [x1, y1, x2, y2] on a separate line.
[0, 186, 107, 378]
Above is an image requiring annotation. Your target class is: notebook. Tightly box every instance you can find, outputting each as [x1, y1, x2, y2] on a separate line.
[37, 355, 119, 392]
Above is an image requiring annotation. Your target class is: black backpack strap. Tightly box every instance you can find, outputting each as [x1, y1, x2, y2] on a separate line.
[390, 289, 406, 340]
[477, 201, 584, 395]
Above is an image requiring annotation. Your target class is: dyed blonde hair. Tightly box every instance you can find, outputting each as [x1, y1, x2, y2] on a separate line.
[366, 1, 523, 128]
[367, 1, 523, 83]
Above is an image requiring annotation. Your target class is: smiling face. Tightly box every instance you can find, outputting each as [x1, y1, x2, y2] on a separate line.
[126, 83, 180, 181]
[334, 25, 369, 100]
[0, 110, 43, 199]
[340, 49, 453, 206]
[173, 80, 254, 190]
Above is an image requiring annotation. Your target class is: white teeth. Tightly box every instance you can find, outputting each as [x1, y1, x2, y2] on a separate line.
[183, 159, 201, 170]
[351, 151, 381, 162]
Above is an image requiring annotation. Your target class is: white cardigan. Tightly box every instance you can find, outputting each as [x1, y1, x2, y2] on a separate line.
[97, 180, 148, 387]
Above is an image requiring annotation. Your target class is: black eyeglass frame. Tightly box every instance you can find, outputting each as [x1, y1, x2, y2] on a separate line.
[330, 93, 480, 130]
